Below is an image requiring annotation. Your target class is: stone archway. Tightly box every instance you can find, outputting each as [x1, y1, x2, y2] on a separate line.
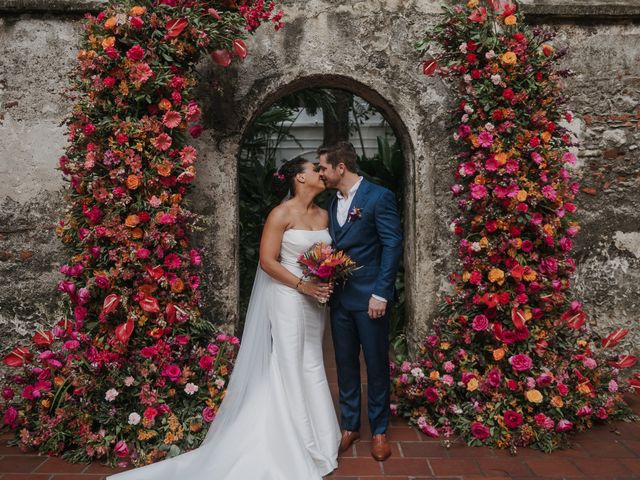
[189, 2, 454, 349]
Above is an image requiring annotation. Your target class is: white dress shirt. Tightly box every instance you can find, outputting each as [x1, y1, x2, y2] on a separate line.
[336, 176, 387, 303]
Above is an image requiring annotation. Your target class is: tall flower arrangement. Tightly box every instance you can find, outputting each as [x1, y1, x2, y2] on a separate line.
[392, 0, 637, 452]
[0, 0, 282, 467]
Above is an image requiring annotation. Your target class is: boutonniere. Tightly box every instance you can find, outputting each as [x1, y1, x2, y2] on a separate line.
[347, 207, 362, 222]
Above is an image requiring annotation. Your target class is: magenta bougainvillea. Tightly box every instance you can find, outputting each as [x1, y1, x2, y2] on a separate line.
[392, 0, 637, 452]
[0, 0, 282, 467]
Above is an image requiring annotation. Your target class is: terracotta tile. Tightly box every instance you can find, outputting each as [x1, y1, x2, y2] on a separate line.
[354, 441, 401, 458]
[381, 458, 429, 475]
[573, 457, 633, 476]
[446, 443, 497, 458]
[478, 457, 532, 476]
[34, 456, 88, 474]
[429, 458, 482, 476]
[81, 463, 129, 475]
[399, 441, 448, 458]
[385, 427, 420, 441]
[620, 458, 640, 474]
[1, 475, 52, 480]
[0, 456, 47, 473]
[50, 476, 108, 480]
[332, 457, 382, 476]
[525, 458, 582, 477]
[464, 476, 510, 480]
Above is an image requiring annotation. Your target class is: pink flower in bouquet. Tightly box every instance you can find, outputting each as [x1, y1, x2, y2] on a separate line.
[161, 364, 181, 381]
[316, 264, 333, 279]
[202, 407, 216, 422]
[472, 314, 488, 331]
[478, 131, 494, 148]
[163, 111, 182, 128]
[470, 184, 487, 200]
[199, 355, 214, 370]
[114, 440, 129, 458]
[504, 410, 523, 429]
[509, 354, 533, 373]
[470, 421, 490, 440]
[555, 419, 573, 432]
[153, 133, 172, 151]
[424, 387, 439, 403]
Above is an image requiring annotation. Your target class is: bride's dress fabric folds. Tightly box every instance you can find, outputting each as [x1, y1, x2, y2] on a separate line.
[106, 228, 340, 480]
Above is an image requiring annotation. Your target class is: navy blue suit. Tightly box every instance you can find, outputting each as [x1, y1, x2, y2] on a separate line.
[328, 178, 403, 435]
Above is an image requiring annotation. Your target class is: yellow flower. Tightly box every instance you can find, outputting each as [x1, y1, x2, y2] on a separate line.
[479, 237, 489, 248]
[504, 15, 517, 25]
[516, 190, 528, 202]
[440, 342, 451, 350]
[501, 51, 517, 66]
[488, 268, 505, 285]
[525, 389, 543, 403]
[467, 0, 479, 7]
[467, 378, 479, 392]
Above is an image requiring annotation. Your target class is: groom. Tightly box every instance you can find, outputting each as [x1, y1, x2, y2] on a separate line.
[317, 141, 402, 462]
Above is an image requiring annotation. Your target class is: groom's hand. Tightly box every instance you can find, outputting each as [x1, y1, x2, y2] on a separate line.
[368, 296, 387, 319]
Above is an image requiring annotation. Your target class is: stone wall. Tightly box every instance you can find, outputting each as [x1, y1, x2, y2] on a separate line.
[0, 0, 639, 356]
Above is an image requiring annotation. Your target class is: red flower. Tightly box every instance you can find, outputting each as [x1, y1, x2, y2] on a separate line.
[233, 39, 248, 59]
[502, 88, 515, 101]
[3, 346, 32, 367]
[423, 59, 438, 76]
[468, 7, 487, 23]
[504, 410, 523, 429]
[126, 45, 145, 61]
[470, 421, 490, 440]
[211, 49, 231, 67]
[424, 387, 439, 403]
[166, 18, 188, 37]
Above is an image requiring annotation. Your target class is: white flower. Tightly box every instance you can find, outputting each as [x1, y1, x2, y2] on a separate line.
[461, 114, 469, 123]
[184, 383, 199, 395]
[105, 388, 119, 402]
[491, 74, 502, 85]
[485, 49, 496, 59]
[484, 122, 495, 132]
[214, 379, 226, 389]
[463, 74, 472, 83]
[459, 43, 468, 53]
[471, 242, 481, 252]
[464, 104, 474, 114]
[124, 376, 135, 387]
[410, 367, 425, 379]
[128, 412, 141, 425]
[449, 221, 457, 233]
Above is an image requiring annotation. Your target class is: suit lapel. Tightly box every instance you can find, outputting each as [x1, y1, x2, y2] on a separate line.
[337, 178, 370, 241]
[329, 194, 338, 241]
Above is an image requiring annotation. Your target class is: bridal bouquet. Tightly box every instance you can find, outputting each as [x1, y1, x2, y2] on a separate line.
[297, 243, 358, 303]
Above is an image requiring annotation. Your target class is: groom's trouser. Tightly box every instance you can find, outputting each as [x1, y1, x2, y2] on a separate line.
[331, 305, 390, 435]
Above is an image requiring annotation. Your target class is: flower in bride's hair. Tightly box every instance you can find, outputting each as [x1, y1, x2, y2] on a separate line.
[273, 171, 285, 182]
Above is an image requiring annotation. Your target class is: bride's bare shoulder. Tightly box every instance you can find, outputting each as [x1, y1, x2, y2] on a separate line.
[265, 203, 291, 227]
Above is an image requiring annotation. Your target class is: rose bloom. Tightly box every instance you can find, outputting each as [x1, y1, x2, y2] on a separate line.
[202, 406, 216, 422]
[509, 353, 533, 372]
[470, 421, 490, 440]
[161, 364, 182, 381]
[472, 314, 489, 331]
[424, 387, 439, 403]
[535, 413, 554, 430]
[105, 388, 119, 402]
[501, 51, 517, 65]
[555, 419, 573, 432]
[486, 368, 501, 388]
[114, 440, 129, 458]
[525, 389, 543, 403]
[487, 268, 505, 285]
[126, 45, 145, 61]
[504, 410, 523, 429]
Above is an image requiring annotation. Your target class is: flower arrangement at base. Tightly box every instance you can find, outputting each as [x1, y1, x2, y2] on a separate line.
[298, 242, 358, 304]
[392, 0, 638, 452]
[0, 0, 283, 468]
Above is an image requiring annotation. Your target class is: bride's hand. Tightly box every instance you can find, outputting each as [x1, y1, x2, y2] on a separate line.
[298, 279, 332, 302]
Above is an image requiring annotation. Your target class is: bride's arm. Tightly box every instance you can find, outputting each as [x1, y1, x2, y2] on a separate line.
[259, 207, 331, 301]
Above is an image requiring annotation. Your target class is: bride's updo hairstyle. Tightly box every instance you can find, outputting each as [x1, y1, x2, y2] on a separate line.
[271, 157, 309, 200]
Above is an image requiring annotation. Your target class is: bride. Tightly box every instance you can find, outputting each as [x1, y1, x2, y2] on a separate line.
[106, 157, 340, 480]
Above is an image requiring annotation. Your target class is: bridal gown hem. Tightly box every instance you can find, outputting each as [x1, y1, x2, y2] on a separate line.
[106, 228, 340, 480]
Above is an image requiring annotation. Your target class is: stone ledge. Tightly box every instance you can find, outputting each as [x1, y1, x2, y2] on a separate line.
[1, 0, 640, 18]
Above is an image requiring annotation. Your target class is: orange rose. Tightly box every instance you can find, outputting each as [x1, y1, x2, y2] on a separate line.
[129, 6, 147, 16]
[525, 389, 543, 403]
[516, 190, 528, 202]
[104, 16, 117, 29]
[488, 268, 505, 285]
[156, 162, 172, 177]
[101, 36, 116, 50]
[541, 131, 552, 143]
[126, 175, 140, 190]
[501, 51, 517, 65]
[522, 267, 537, 282]
[125, 214, 140, 228]
[429, 370, 440, 381]
[504, 15, 517, 25]
[159, 99, 172, 111]
[542, 44, 554, 57]
[170, 193, 182, 204]
[131, 227, 143, 239]
[171, 278, 185, 293]
[493, 348, 506, 361]
[495, 152, 508, 165]
[551, 396, 564, 408]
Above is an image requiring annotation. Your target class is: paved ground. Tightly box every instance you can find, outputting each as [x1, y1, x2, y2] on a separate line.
[0, 328, 638, 480]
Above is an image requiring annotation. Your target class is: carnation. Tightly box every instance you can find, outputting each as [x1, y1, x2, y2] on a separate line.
[128, 412, 141, 425]
[105, 388, 119, 402]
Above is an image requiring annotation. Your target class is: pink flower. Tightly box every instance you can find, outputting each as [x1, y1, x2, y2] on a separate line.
[161, 364, 181, 381]
[163, 253, 181, 269]
[468, 7, 487, 23]
[470, 184, 488, 200]
[163, 111, 182, 128]
[199, 355, 214, 370]
[185, 101, 202, 122]
[424, 387, 439, 403]
[422, 424, 439, 438]
[189, 249, 202, 265]
[153, 133, 172, 151]
[143, 406, 158, 421]
[114, 440, 129, 458]
[159, 213, 176, 225]
[504, 410, 523, 429]
[555, 419, 573, 432]
[535, 413, 554, 430]
[509, 354, 533, 373]
[477, 131, 494, 148]
[188, 124, 203, 138]
[3, 406, 17, 426]
[542, 185, 557, 201]
[126, 45, 145, 61]
[486, 368, 501, 388]
[596, 407, 608, 420]
[472, 314, 489, 331]
[180, 146, 197, 166]
[202, 407, 216, 422]
[470, 421, 490, 440]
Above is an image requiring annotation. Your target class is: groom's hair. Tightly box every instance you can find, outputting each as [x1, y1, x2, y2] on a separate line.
[317, 141, 358, 173]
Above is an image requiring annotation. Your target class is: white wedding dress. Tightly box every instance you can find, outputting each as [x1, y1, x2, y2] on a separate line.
[107, 228, 340, 480]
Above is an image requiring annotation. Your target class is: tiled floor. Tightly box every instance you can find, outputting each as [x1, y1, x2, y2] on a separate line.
[0, 328, 638, 480]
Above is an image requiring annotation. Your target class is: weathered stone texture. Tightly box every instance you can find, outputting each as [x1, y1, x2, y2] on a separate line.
[0, 1, 639, 356]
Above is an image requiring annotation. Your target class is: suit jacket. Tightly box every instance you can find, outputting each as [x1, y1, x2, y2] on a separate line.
[328, 178, 403, 311]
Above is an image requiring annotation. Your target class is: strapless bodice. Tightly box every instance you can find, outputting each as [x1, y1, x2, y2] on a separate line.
[280, 228, 332, 269]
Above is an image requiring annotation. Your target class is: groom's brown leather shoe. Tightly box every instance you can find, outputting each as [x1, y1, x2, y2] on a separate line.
[338, 430, 360, 453]
[371, 433, 391, 461]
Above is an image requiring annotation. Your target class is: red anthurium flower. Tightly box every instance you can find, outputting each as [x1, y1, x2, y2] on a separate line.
[32, 330, 54, 347]
[211, 49, 231, 67]
[115, 318, 134, 343]
[560, 309, 586, 330]
[102, 294, 121, 315]
[629, 375, 640, 395]
[140, 296, 160, 313]
[423, 59, 438, 76]
[166, 303, 176, 324]
[3, 346, 32, 367]
[602, 328, 629, 348]
[166, 18, 188, 37]
[146, 265, 165, 280]
[608, 355, 637, 369]
[232, 39, 248, 59]
[511, 307, 526, 330]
